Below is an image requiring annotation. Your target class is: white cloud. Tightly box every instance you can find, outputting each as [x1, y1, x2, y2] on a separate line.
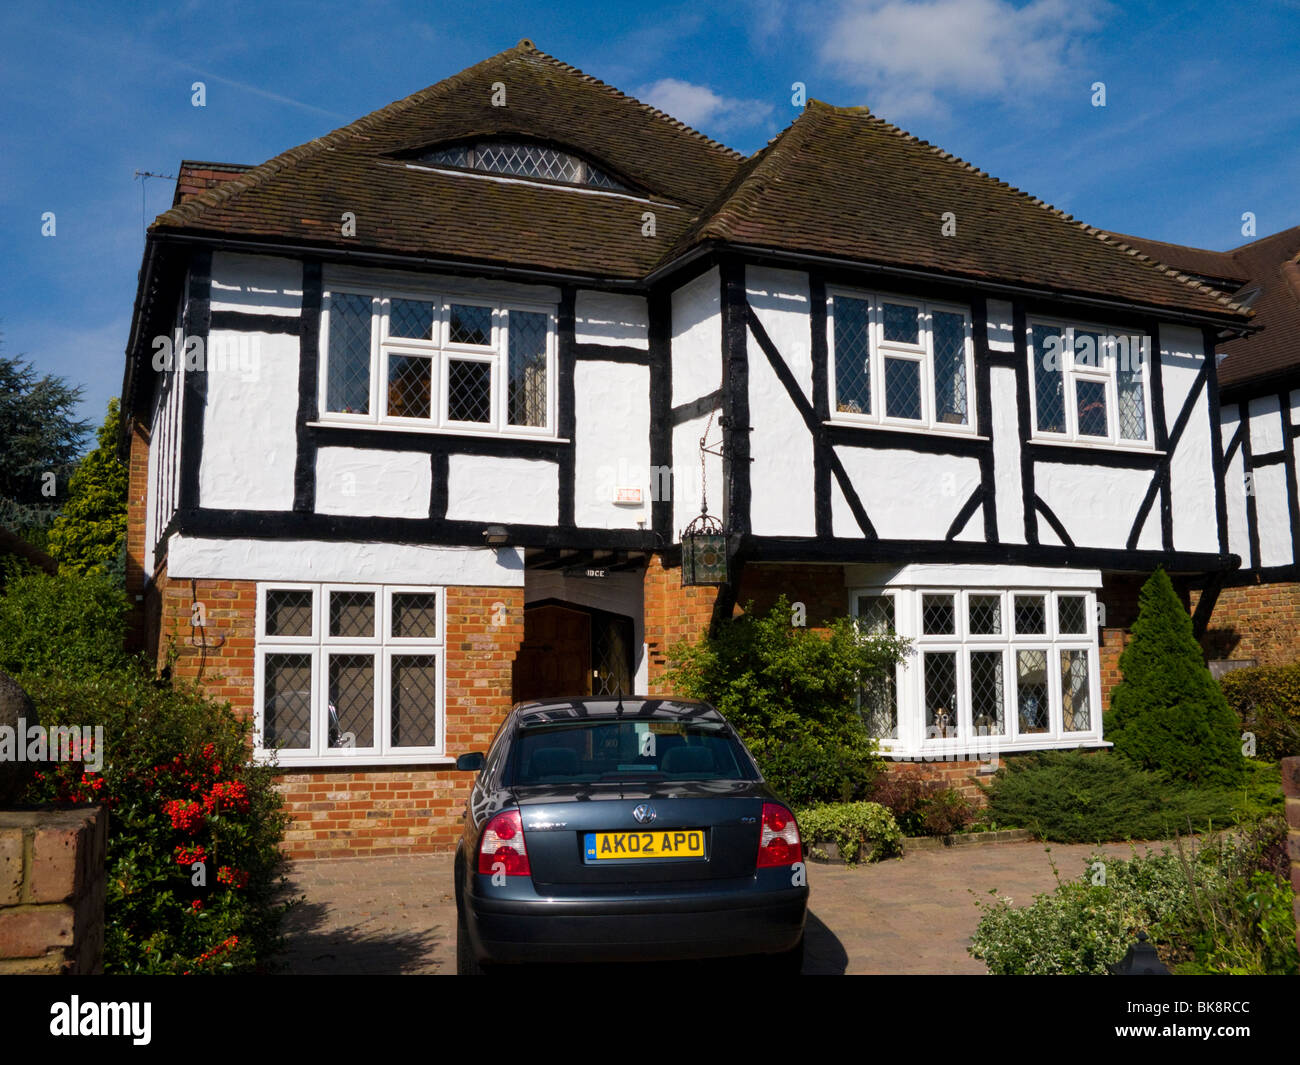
[634, 78, 775, 135]
[818, 0, 1106, 118]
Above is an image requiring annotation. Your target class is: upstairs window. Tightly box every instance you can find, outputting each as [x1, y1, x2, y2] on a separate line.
[416, 140, 628, 191]
[320, 286, 555, 436]
[828, 288, 975, 433]
[1028, 319, 1152, 447]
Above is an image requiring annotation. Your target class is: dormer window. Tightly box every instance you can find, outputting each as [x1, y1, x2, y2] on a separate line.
[416, 140, 628, 191]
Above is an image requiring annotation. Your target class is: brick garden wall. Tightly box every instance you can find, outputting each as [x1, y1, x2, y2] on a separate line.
[0, 807, 107, 973]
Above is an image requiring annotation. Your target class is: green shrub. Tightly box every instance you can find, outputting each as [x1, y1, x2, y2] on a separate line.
[796, 801, 902, 865]
[0, 569, 128, 677]
[21, 666, 294, 974]
[1219, 663, 1300, 761]
[869, 773, 974, 836]
[970, 824, 1298, 975]
[753, 732, 881, 808]
[666, 595, 908, 806]
[1107, 568, 1245, 786]
[982, 750, 1280, 843]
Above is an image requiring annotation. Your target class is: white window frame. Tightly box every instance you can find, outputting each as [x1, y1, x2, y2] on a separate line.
[1026, 317, 1155, 449]
[850, 584, 1104, 758]
[827, 286, 977, 435]
[318, 282, 557, 439]
[254, 582, 448, 766]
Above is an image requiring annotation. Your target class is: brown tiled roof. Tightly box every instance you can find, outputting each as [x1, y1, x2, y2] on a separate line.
[1105, 233, 1248, 289]
[1109, 228, 1300, 390]
[149, 40, 743, 280]
[172, 161, 252, 207]
[674, 101, 1252, 322]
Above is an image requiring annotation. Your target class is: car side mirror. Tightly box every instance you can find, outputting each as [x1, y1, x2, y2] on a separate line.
[455, 752, 485, 772]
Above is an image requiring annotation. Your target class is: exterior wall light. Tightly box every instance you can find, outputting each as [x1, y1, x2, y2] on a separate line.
[482, 525, 508, 546]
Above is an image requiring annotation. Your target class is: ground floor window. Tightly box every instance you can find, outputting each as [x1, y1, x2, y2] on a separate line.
[852, 584, 1101, 757]
[255, 583, 445, 764]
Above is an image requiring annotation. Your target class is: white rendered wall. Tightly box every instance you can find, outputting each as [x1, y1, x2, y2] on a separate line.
[315, 447, 431, 518]
[987, 300, 1025, 544]
[574, 361, 652, 529]
[1248, 394, 1284, 453]
[1035, 463, 1158, 550]
[168, 535, 524, 586]
[210, 253, 303, 316]
[1254, 463, 1292, 566]
[1221, 405, 1250, 562]
[445, 455, 558, 525]
[831, 447, 980, 539]
[672, 412, 723, 540]
[574, 291, 649, 348]
[197, 330, 298, 510]
[671, 268, 721, 406]
[746, 266, 816, 537]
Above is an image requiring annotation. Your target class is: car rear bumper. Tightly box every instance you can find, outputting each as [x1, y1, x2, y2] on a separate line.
[465, 885, 808, 964]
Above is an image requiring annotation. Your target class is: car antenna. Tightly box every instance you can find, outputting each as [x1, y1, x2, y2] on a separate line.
[615, 684, 624, 717]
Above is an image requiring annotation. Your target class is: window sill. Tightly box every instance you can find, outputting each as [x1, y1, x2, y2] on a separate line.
[876, 738, 1111, 760]
[824, 418, 987, 443]
[309, 420, 568, 445]
[1029, 437, 1163, 457]
[256, 752, 457, 769]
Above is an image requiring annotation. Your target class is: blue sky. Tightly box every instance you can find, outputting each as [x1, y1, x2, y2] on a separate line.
[2, 0, 1297, 439]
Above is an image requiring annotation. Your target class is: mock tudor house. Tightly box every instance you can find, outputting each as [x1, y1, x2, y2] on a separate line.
[1119, 227, 1300, 668]
[119, 41, 1256, 858]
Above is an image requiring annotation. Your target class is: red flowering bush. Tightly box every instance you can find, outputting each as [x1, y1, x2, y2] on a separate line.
[18, 662, 295, 974]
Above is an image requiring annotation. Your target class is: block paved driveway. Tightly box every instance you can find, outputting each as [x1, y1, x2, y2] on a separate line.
[280, 838, 1163, 975]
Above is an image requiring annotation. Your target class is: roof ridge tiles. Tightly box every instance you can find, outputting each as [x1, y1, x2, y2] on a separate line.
[522, 44, 745, 161]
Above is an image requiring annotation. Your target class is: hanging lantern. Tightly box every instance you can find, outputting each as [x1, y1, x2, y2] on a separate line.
[681, 410, 728, 586]
[681, 507, 728, 587]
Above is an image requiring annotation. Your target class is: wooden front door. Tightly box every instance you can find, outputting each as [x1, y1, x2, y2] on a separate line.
[512, 605, 592, 702]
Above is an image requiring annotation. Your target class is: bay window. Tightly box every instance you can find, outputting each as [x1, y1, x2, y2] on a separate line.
[320, 286, 555, 436]
[852, 584, 1102, 756]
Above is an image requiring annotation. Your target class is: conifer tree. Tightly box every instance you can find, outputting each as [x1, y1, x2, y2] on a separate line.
[1107, 568, 1244, 786]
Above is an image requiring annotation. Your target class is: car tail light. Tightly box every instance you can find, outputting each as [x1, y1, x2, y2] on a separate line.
[477, 808, 530, 876]
[757, 802, 802, 867]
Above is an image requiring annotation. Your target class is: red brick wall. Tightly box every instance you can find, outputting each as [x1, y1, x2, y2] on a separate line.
[882, 758, 989, 805]
[1192, 581, 1300, 667]
[124, 420, 150, 651]
[149, 576, 524, 858]
[643, 554, 719, 693]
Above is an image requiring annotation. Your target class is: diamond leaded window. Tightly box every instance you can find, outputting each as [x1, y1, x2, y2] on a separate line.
[320, 285, 555, 436]
[256, 584, 445, 763]
[416, 140, 628, 191]
[829, 289, 975, 433]
[1028, 318, 1152, 446]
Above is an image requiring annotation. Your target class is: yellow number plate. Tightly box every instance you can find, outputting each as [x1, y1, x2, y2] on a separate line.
[584, 830, 706, 861]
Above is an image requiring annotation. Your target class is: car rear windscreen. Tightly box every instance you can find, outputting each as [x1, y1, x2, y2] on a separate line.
[510, 720, 757, 785]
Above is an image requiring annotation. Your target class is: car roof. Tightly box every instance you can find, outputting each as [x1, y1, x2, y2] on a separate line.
[511, 697, 725, 727]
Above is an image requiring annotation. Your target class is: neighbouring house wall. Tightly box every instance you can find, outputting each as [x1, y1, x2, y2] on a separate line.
[1192, 581, 1300, 667]
[0, 808, 107, 974]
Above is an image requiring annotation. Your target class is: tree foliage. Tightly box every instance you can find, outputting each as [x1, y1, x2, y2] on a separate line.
[48, 398, 128, 580]
[0, 348, 90, 542]
[1107, 568, 1245, 787]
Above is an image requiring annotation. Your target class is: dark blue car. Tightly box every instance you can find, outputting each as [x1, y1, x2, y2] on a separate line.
[453, 696, 809, 973]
